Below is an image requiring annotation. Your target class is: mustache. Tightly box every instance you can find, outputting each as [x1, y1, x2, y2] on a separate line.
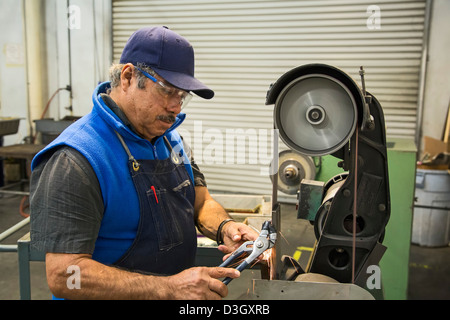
[156, 114, 176, 123]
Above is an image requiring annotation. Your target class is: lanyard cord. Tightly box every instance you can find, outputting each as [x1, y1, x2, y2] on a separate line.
[114, 130, 140, 171]
[114, 131, 178, 170]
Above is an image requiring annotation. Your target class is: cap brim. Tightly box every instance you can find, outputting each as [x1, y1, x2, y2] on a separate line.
[152, 67, 214, 100]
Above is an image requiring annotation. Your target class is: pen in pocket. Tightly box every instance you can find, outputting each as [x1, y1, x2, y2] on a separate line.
[150, 186, 159, 203]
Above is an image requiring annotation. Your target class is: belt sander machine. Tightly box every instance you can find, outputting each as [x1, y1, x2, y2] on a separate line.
[260, 63, 390, 299]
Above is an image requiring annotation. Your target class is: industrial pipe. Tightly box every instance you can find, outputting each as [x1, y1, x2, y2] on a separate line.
[23, 0, 47, 138]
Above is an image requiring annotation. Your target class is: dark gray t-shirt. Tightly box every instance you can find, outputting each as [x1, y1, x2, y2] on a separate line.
[30, 94, 206, 254]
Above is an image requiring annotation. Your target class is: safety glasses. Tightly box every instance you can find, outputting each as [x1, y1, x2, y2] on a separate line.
[136, 67, 193, 110]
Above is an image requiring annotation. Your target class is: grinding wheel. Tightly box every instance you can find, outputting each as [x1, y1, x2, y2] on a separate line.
[295, 273, 339, 283]
[274, 74, 357, 156]
[270, 150, 316, 195]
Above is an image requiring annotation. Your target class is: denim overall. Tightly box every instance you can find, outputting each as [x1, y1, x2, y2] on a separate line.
[113, 132, 197, 275]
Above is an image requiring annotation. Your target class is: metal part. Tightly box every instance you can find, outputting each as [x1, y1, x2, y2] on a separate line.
[0, 217, 30, 252]
[313, 173, 348, 238]
[269, 65, 361, 157]
[247, 279, 374, 300]
[306, 105, 326, 125]
[271, 203, 282, 280]
[279, 255, 305, 281]
[297, 179, 325, 221]
[219, 220, 276, 285]
[270, 150, 316, 195]
[359, 66, 375, 131]
[274, 74, 357, 156]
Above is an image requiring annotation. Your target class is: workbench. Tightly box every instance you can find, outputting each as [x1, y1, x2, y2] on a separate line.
[0, 144, 45, 195]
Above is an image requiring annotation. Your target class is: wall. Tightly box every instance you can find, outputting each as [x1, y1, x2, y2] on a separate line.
[0, 0, 112, 147]
[420, 0, 450, 153]
[44, 0, 112, 120]
[0, 0, 448, 153]
[0, 1, 29, 145]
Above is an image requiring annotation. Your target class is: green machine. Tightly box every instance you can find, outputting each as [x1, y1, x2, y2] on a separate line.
[381, 138, 416, 300]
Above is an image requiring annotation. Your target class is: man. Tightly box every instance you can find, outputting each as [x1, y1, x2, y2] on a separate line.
[30, 26, 258, 300]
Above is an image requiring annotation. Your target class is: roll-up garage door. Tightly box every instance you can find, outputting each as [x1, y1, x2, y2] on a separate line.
[112, 0, 427, 195]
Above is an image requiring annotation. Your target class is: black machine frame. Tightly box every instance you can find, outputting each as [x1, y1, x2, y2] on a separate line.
[266, 64, 391, 288]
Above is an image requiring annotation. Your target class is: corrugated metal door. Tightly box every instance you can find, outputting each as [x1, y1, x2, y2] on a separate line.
[112, 0, 427, 195]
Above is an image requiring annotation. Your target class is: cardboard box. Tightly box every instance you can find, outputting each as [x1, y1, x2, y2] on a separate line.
[419, 136, 450, 170]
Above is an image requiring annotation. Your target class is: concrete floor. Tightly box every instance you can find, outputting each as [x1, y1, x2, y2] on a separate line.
[1, 193, 449, 300]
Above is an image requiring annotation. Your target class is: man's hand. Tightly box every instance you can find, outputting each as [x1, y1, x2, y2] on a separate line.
[166, 266, 240, 299]
[217, 221, 259, 255]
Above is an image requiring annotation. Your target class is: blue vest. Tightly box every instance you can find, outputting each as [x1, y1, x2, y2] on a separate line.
[31, 82, 194, 265]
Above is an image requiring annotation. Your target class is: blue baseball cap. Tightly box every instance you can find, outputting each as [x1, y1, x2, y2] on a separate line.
[120, 26, 214, 99]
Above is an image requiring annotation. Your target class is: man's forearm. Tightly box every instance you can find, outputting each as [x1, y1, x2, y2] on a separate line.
[195, 197, 233, 241]
[194, 186, 233, 241]
[46, 253, 172, 300]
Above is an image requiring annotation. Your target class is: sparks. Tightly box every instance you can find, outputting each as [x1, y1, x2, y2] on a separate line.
[260, 248, 276, 280]
[262, 248, 273, 261]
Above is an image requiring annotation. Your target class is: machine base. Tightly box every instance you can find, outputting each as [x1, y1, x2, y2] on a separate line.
[245, 279, 374, 300]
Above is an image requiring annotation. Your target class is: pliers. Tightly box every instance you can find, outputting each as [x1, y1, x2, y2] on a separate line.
[219, 220, 277, 285]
